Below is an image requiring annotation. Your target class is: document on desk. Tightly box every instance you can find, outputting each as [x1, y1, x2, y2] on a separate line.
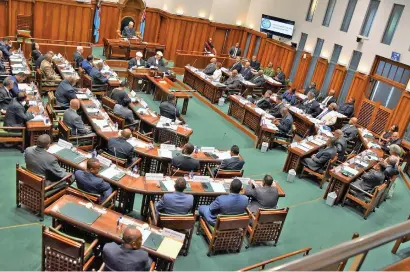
[210, 182, 226, 193]
[127, 138, 148, 148]
[343, 166, 359, 176]
[100, 166, 124, 180]
[76, 93, 89, 100]
[295, 144, 310, 152]
[158, 149, 173, 159]
[214, 151, 231, 160]
[18, 84, 30, 91]
[157, 237, 183, 259]
[161, 180, 175, 192]
[47, 144, 65, 154]
[31, 115, 45, 121]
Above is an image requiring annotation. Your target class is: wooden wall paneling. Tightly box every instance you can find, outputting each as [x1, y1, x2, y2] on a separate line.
[157, 16, 168, 47]
[143, 10, 161, 43]
[0, 2, 7, 37]
[213, 28, 227, 56]
[369, 106, 393, 136]
[10, 0, 33, 35]
[311, 57, 328, 91]
[98, 5, 121, 43]
[257, 37, 267, 61]
[346, 72, 369, 116]
[387, 92, 410, 137]
[258, 39, 295, 77]
[328, 64, 347, 97]
[246, 34, 257, 59]
[293, 51, 311, 90]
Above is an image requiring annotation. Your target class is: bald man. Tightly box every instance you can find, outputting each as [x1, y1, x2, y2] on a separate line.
[156, 177, 194, 214]
[25, 134, 68, 184]
[334, 129, 347, 161]
[103, 227, 152, 271]
[122, 21, 137, 39]
[63, 99, 92, 135]
[73, 46, 84, 68]
[229, 42, 242, 58]
[35, 50, 53, 68]
[107, 129, 136, 166]
[341, 117, 358, 141]
[203, 58, 217, 75]
[318, 89, 336, 106]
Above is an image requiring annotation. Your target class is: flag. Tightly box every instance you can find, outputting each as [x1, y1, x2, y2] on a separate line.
[140, 1, 146, 39]
[93, 0, 102, 43]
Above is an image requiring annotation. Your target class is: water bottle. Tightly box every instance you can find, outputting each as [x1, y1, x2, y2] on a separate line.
[194, 145, 198, 154]
[189, 170, 194, 179]
[132, 165, 138, 176]
[114, 122, 118, 130]
[91, 149, 97, 158]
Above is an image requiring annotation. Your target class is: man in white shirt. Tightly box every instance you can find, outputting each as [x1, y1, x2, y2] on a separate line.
[319, 89, 336, 106]
[211, 62, 222, 81]
[319, 103, 339, 126]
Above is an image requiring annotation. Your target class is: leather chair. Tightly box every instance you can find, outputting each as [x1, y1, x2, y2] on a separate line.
[58, 120, 96, 151]
[98, 151, 141, 171]
[65, 186, 117, 209]
[300, 155, 337, 189]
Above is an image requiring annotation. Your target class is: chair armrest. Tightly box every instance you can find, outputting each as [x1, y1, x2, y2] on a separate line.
[41, 79, 62, 83]
[207, 165, 215, 178]
[84, 238, 99, 259]
[45, 173, 73, 191]
[246, 207, 256, 221]
[144, 132, 153, 136]
[101, 190, 118, 208]
[150, 261, 156, 272]
[149, 200, 158, 226]
[0, 126, 26, 130]
[349, 184, 373, 197]
[69, 134, 96, 140]
[125, 158, 142, 171]
[124, 121, 141, 129]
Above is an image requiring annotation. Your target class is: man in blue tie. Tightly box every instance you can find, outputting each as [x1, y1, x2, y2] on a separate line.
[80, 55, 94, 75]
[156, 177, 194, 214]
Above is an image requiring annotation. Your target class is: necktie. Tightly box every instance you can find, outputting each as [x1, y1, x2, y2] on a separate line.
[234, 48, 238, 57]
[318, 109, 329, 120]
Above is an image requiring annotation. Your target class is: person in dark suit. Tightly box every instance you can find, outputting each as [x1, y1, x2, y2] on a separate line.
[128, 51, 146, 69]
[110, 81, 128, 104]
[0, 38, 12, 59]
[339, 97, 355, 117]
[304, 82, 318, 97]
[249, 70, 266, 87]
[9, 73, 26, 97]
[31, 43, 42, 62]
[255, 90, 273, 110]
[156, 177, 194, 214]
[273, 67, 286, 85]
[55, 76, 82, 108]
[268, 96, 283, 117]
[302, 137, 337, 172]
[122, 21, 137, 38]
[214, 145, 245, 176]
[384, 156, 399, 180]
[199, 179, 248, 226]
[35, 51, 53, 69]
[229, 43, 241, 58]
[103, 227, 152, 271]
[223, 70, 242, 96]
[0, 51, 8, 74]
[318, 89, 336, 106]
[0, 77, 14, 113]
[159, 94, 186, 124]
[74, 158, 113, 203]
[274, 107, 293, 136]
[245, 174, 278, 213]
[204, 37, 217, 55]
[229, 57, 242, 73]
[73, 46, 84, 68]
[240, 61, 253, 81]
[90, 62, 108, 85]
[341, 117, 358, 141]
[301, 91, 321, 118]
[203, 58, 217, 75]
[4, 92, 34, 127]
[334, 129, 347, 161]
[282, 87, 297, 105]
[382, 132, 402, 153]
[25, 134, 68, 184]
[250, 56, 260, 71]
[351, 163, 386, 193]
[63, 99, 93, 135]
[114, 98, 138, 129]
[171, 143, 200, 172]
[107, 129, 136, 166]
[379, 124, 399, 145]
[146, 51, 165, 68]
[80, 55, 93, 75]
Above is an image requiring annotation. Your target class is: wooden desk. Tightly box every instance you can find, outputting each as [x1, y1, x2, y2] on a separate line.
[175, 52, 236, 69]
[45, 194, 181, 270]
[25, 89, 52, 146]
[103, 38, 165, 60]
[255, 122, 279, 149]
[9, 53, 31, 76]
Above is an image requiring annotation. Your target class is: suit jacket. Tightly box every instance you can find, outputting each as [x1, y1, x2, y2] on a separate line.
[318, 95, 336, 106]
[122, 26, 136, 38]
[32, 50, 42, 62]
[304, 146, 337, 172]
[250, 60, 261, 71]
[278, 113, 293, 134]
[241, 67, 253, 81]
[128, 58, 146, 69]
[80, 59, 93, 75]
[201, 193, 248, 226]
[40, 60, 61, 80]
[159, 101, 180, 121]
[113, 104, 136, 125]
[171, 155, 200, 171]
[0, 86, 12, 110]
[220, 156, 245, 171]
[0, 60, 5, 72]
[304, 99, 321, 117]
[339, 103, 354, 117]
[74, 170, 113, 203]
[321, 110, 339, 126]
[107, 137, 135, 163]
[341, 124, 358, 141]
[224, 76, 242, 90]
[55, 80, 77, 107]
[335, 136, 347, 161]
[156, 192, 194, 214]
[146, 56, 165, 68]
[4, 98, 34, 127]
[35, 55, 46, 69]
[90, 67, 108, 85]
[110, 88, 128, 104]
[0, 42, 11, 59]
[103, 243, 152, 271]
[250, 75, 265, 87]
[304, 86, 318, 97]
[230, 62, 242, 73]
[245, 185, 278, 213]
[203, 63, 216, 75]
[282, 90, 297, 105]
[63, 108, 91, 135]
[385, 165, 399, 180]
[25, 146, 67, 182]
[10, 76, 20, 97]
[383, 138, 402, 152]
[229, 46, 242, 58]
[274, 72, 286, 85]
[352, 169, 385, 192]
[256, 97, 272, 110]
[269, 102, 284, 118]
[73, 51, 83, 68]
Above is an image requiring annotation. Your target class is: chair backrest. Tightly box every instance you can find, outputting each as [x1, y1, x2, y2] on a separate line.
[325, 155, 338, 174]
[107, 111, 126, 129]
[58, 120, 71, 139]
[215, 214, 250, 231]
[170, 167, 200, 177]
[65, 186, 100, 203]
[215, 169, 244, 179]
[159, 214, 196, 230]
[255, 207, 289, 224]
[82, 74, 92, 89]
[36, 69, 43, 85]
[42, 226, 85, 271]
[45, 104, 54, 123]
[102, 96, 116, 111]
[132, 131, 153, 143]
[16, 164, 44, 192]
[48, 92, 56, 106]
[99, 151, 128, 168]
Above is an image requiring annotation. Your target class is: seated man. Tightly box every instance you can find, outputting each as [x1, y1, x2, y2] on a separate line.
[40, 53, 62, 84]
[204, 37, 217, 56]
[4, 92, 34, 127]
[379, 124, 399, 145]
[273, 67, 286, 85]
[156, 177, 194, 214]
[146, 51, 165, 68]
[159, 94, 186, 124]
[55, 76, 82, 108]
[263, 62, 274, 77]
[73, 46, 84, 68]
[334, 129, 347, 161]
[80, 55, 94, 75]
[250, 56, 261, 71]
[339, 97, 355, 117]
[384, 156, 399, 180]
[114, 98, 138, 129]
[122, 21, 137, 38]
[128, 51, 146, 69]
[0, 37, 12, 59]
[351, 162, 386, 193]
[229, 42, 242, 58]
[304, 82, 318, 97]
[10, 72, 26, 97]
[301, 91, 321, 118]
[110, 81, 128, 104]
[273, 107, 293, 136]
[103, 227, 152, 271]
[318, 103, 339, 126]
[25, 134, 68, 184]
[318, 89, 336, 106]
[32, 43, 42, 62]
[229, 56, 242, 73]
[282, 87, 297, 105]
[243, 69, 265, 97]
[382, 132, 402, 153]
[0, 51, 8, 74]
[254, 90, 273, 110]
[35, 50, 53, 69]
[171, 143, 200, 172]
[269, 95, 285, 118]
[387, 144, 402, 162]
[107, 129, 136, 165]
[302, 137, 337, 172]
[341, 117, 358, 141]
[223, 69, 242, 96]
[203, 58, 217, 75]
[90, 62, 109, 85]
[74, 158, 113, 203]
[198, 179, 248, 226]
[214, 145, 245, 175]
[240, 61, 253, 81]
[245, 174, 278, 213]
[211, 62, 223, 82]
[63, 99, 93, 135]
[0, 77, 14, 113]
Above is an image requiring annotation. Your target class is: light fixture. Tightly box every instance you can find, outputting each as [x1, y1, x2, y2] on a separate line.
[320, 51, 329, 59]
[163, 4, 167, 11]
[248, 23, 254, 28]
[198, 11, 206, 18]
[305, 46, 313, 53]
[236, 20, 242, 26]
[338, 59, 348, 66]
[209, 14, 213, 21]
[176, 8, 184, 15]
[357, 64, 369, 74]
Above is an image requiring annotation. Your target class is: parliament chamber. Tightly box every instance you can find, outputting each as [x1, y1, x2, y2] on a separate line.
[1, 0, 410, 270]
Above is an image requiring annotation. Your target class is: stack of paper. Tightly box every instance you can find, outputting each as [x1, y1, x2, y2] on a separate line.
[127, 138, 148, 148]
[161, 180, 175, 191]
[158, 149, 173, 159]
[214, 151, 231, 160]
[100, 166, 124, 180]
[210, 182, 226, 192]
[47, 144, 65, 154]
[296, 144, 310, 152]
[343, 166, 359, 176]
[76, 93, 89, 100]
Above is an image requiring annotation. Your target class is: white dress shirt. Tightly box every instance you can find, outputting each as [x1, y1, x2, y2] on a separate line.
[321, 110, 339, 126]
[322, 95, 333, 105]
[212, 69, 222, 81]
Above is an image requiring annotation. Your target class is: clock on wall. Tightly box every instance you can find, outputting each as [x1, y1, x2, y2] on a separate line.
[261, 18, 271, 29]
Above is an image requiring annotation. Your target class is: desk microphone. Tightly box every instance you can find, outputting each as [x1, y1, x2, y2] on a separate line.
[192, 58, 199, 68]
[81, 191, 95, 209]
[170, 167, 180, 179]
[75, 128, 80, 153]
[114, 147, 119, 170]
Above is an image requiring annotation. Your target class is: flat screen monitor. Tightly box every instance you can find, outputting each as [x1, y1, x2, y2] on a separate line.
[260, 14, 295, 40]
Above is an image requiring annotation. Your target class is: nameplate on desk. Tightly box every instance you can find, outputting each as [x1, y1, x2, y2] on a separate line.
[290, 142, 298, 148]
[201, 147, 215, 153]
[76, 93, 89, 100]
[159, 116, 172, 124]
[162, 228, 185, 242]
[86, 89, 92, 96]
[160, 144, 176, 151]
[146, 173, 164, 181]
[192, 176, 211, 182]
[130, 90, 137, 97]
[96, 155, 112, 167]
[57, 139, 73, 149]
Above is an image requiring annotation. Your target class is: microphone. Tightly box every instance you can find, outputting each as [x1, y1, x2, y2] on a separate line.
[170, 167, 180, 178]
[192, 58, 199, 68]
[74, 128, 80, 154]
[81, 191, 95, 209]
[114, 147, 119, 170]
[140, 83, 146, 94]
